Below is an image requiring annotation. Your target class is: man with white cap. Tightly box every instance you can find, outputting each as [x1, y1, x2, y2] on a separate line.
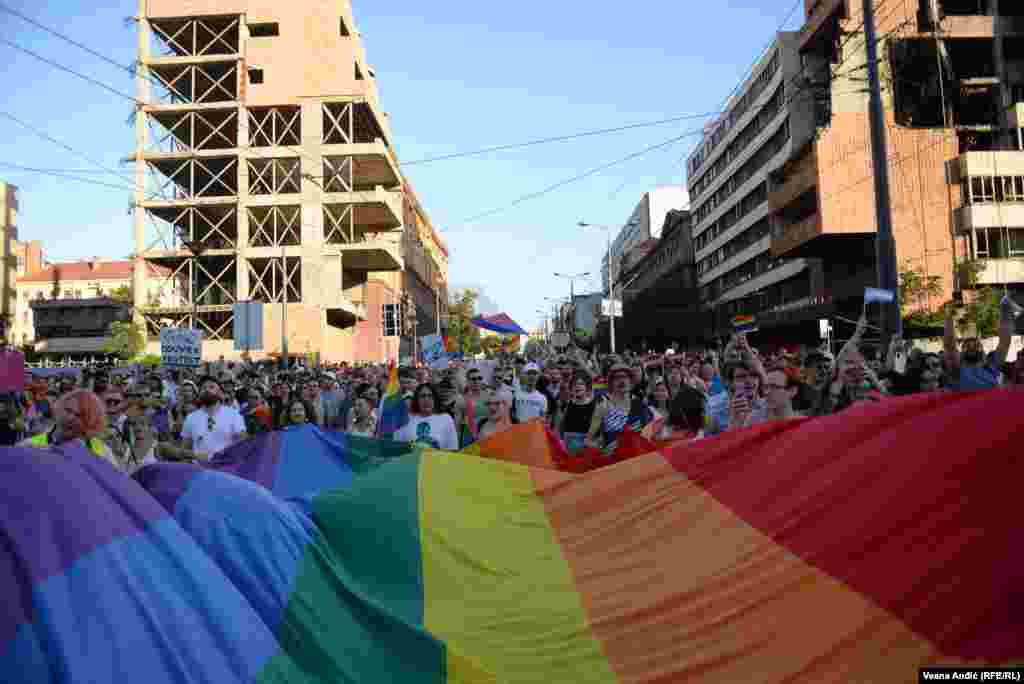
[513, 362, 548, 422]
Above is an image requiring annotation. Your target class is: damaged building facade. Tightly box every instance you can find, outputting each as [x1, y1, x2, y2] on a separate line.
[130, 0, 447, 363]
[692, 0, 1024, 343]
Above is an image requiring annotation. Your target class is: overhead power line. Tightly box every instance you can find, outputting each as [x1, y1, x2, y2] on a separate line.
[0, 36, 143, 105]
[402, 111, 724, 166]
[0, 110, 139, 187]
[0, 3, 139, 78]
[0, 161, 139, 192]
[460, 129, 703, 225]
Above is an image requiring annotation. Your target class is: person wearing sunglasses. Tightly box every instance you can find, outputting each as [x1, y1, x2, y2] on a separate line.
[180, 376, 246, 458]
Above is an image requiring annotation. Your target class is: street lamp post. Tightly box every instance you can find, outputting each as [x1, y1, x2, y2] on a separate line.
[554, 271, 589, 338]
[535, 309, 549, 342]
[577, 220, 637, 355]
[545, 296, 569, 333]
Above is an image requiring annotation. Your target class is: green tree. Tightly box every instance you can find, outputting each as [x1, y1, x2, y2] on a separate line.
[524, 337, 546, 358]
[958, 288, 1003, 338]
[103, 321, 145, 360]
[899, 262, 945, 331]
[446, 289, 482, 355]
[110, 284, 132, 303]
[479, 335, 503, 357]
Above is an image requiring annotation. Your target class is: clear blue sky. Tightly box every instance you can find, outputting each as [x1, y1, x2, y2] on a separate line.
[0, 0, 802, 332]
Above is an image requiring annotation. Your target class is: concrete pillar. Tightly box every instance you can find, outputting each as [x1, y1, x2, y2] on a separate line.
[235, 19, 249, 303]
[133, 0, 150, 332]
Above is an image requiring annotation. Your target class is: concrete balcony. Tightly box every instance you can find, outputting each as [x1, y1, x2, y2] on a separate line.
[324, 291, 367, 330]
[799, 0, 846, 52]
[34, 337, 111, 354]
[937, 14, 995, 38]
[700, 236, 771, 285]
[768, 147, 818, 213]
[716, 258, 808, 305]
[329, 237, 403, 272]
[955, 203, 1024, 231]
[321, 187, 402, 229]
[772, 212, 823, 257]
[950, 151, 1024, 182]
[320, 141, 401, 189]
[962, 258, 1024, 286]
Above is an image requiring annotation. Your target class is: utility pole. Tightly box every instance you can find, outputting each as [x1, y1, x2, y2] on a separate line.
[864, 0, 902, 342]
[280, 241, 288, 370]
[608, 230, 617, 355]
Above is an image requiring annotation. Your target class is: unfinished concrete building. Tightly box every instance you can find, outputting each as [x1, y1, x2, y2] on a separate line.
[762, 0, 1024, 339]
[130, 0, 447, 363]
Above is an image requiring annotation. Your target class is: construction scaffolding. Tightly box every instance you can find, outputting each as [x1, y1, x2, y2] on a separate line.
[130, 1, 444, 361]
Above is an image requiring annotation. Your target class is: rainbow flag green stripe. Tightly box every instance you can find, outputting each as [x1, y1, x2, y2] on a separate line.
[310, 449, 614, 683]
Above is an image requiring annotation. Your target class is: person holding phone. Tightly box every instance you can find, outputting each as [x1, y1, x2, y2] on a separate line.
[724, 361, 767, 432]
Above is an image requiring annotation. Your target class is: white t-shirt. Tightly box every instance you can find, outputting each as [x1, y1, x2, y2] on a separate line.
[181, 404, 246, 456]
[394, 414, 459, 451]
[514, 389, 549, 422]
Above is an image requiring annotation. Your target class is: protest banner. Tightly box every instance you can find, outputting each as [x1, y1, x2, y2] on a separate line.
[160, 329, 202, 368]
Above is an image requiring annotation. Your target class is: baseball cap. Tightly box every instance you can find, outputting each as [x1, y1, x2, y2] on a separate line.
[523, 363, 540, 373]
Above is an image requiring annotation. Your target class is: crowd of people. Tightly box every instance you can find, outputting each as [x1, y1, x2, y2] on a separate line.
[3, 298, 1021, 467]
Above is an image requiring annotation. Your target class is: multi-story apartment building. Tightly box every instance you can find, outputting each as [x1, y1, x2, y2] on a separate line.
[0, 181, 47, 343]
[601, 186, 689, 293]
[686, 33, 820, 341]
[763, 0, 1024, 341]
[15, 259, 180, 345]
[1, 181, 19, 338]
[130, 0, 447, 363]
[616, 208, 700, 350]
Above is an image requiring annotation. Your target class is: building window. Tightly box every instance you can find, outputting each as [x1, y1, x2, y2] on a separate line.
[248, 68, 264, 84]
[249, 22, 279, 37]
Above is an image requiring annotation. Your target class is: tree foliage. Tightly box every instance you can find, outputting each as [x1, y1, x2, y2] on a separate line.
[110, 284, 132, 303]
[524, 337, 546, 358]
[479, 335, 503, 357]
[958, 288, 1003, 339]
[103, 321, 145, 360]
[446, 289, 481, 355]
[899, 262, 946, 331]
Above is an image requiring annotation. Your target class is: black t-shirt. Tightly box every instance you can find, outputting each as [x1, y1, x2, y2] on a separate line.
[0, 422, 19, 446]
[561, 400, 596, 434]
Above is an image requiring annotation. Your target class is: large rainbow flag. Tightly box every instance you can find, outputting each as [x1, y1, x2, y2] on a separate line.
[3, 389, 1023, 682]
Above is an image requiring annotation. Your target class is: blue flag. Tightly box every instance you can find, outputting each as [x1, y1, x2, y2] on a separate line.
[864, 287, 895, 304]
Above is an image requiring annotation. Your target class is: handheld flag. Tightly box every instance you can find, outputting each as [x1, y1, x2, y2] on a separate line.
[732, 314, 758, 335]
[864, 287, 895, 304]
[375, 364, 409, 438]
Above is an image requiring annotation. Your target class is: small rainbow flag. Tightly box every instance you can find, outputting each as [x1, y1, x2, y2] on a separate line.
[376, 363, 409, 438]
[732, 314, 758, 334]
